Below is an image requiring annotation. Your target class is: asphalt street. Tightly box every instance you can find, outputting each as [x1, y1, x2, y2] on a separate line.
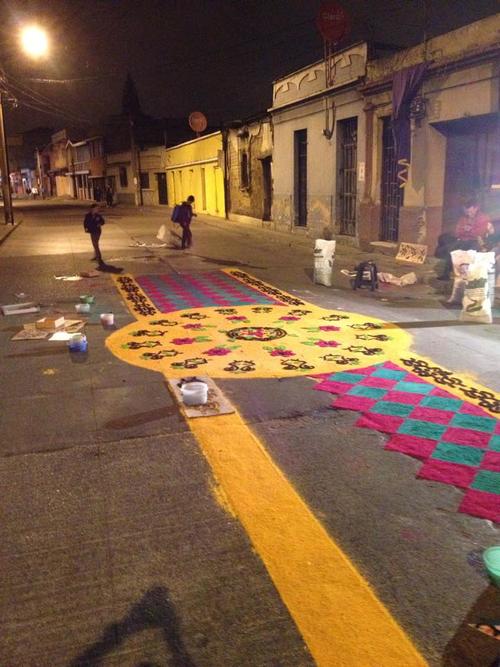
[0, 204, 499, 667]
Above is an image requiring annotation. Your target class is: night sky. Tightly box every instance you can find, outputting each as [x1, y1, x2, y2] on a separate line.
[0, 0, 498, 133]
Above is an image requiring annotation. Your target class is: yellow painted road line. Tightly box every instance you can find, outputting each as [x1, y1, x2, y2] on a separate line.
[186, 408, 428, 667]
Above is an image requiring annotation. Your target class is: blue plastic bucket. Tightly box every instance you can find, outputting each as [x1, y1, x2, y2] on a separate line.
[68, 333, 88, 353]
[483, 546, 500, 587]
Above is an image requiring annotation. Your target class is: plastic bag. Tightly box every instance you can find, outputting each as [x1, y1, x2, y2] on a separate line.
[313, 240, 336, 287]
[460, 252, 495, 324]
[156, 224, 167, 241]
[448, 249, 476, 304]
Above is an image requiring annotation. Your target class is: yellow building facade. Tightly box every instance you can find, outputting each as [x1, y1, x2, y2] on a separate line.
[165, 131, 226, 218]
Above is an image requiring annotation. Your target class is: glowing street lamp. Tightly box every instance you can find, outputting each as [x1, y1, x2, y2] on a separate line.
[20, 25, 49, 59]
[1, 25, 49, 225]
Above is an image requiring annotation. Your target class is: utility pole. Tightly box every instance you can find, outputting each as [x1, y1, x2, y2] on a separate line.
[0, 90, 14, 225]
[36, 147, 44, 199]
[129, 114, 143, 206]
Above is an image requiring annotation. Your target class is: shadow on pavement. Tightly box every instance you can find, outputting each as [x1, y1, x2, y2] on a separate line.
[193, 255, 268, 269]
[70, 586, 197, 667]
[98, 263, 123, 274]
[104, 405, 178, 429]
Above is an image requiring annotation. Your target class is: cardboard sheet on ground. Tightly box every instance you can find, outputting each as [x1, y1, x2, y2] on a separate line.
[1, 302, 40, 315]
[11, 325, 49, 340]
[12, 318, 85, 341]
[396, 242, 428, 264]
[166, 376, 235, 418]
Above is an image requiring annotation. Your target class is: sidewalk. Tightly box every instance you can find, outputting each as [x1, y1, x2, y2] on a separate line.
[113, 204, 450, 302]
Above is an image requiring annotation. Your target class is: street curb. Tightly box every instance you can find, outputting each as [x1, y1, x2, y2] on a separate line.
[0, 220, 22, 246]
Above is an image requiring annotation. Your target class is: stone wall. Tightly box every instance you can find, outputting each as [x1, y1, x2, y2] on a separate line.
[227, 120, 272, 221]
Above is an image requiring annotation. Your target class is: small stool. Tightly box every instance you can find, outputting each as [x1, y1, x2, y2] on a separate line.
[352, 261, 378, 291]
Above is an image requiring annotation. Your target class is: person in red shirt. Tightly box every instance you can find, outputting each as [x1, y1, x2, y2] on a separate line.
[439, 198, 493, 280]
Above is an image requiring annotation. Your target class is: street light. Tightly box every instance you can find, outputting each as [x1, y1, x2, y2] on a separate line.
[0, 25, 49, 224]
[20, 26, 49, 59]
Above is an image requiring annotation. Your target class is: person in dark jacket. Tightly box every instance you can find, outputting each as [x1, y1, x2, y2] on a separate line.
[180, 195, 196, 249]
[83, 203, 105, 264]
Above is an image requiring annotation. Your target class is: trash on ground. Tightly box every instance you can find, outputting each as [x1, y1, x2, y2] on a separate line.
[79, 295, 95, 304]
[166, 376, 235, 419]
[378, 271, 417, 287]
[49, 330, 74, 341]
[1, 302, 40, 316]
[75, 303, 91, 314]
[313, 239, 336, 287]
[54, 274, 83, 281]
[157, 224, 167, 241]
[15, 292, 28, 299]
[396, 242, 427, 264]
[129, 240, 167, 248]
[467, 622, 500, 639]
[36, 315, 66, 330]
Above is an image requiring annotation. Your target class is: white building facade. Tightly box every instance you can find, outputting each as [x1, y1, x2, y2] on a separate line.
[270, 43, 368, 244]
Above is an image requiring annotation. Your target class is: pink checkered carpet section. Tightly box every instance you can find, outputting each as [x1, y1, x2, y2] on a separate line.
[313, 361, 500, 523]
[135, 272, 285, 312]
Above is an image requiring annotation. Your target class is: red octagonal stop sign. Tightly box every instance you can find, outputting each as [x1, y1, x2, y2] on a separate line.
[316, 2, 351, 43]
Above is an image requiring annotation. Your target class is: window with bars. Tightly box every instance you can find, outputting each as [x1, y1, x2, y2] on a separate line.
[139, 172, 150, 189]
[338, 117, 358, 236]
[380, 117, 403, 242]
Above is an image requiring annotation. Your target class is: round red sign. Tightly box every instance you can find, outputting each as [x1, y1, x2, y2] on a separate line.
[316, 2, 351, 43]
[189, 111, 208, 133]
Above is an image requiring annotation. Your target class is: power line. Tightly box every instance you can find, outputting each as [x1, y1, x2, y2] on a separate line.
[2, 74, 90, 123]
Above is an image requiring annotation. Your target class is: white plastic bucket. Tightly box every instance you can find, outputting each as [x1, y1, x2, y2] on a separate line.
[180, 381, 208, 406]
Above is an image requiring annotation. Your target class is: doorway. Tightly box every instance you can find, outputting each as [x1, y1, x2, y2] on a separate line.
[380, 117, 403, 241]
[441, 114, 499, 231]
[294, 129, 307, 226]
[261, 157, 272, 221]
[156, 172, 168, 205]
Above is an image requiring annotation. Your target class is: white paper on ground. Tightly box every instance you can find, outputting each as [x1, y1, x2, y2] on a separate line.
[378, 272, 417, 287]
[49, 331, 74, 341]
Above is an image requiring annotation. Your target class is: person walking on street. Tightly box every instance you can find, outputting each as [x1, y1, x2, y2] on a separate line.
[105, 186, 114, 207]
[180, 195, 196, 249]
[84, 203, 105, 265]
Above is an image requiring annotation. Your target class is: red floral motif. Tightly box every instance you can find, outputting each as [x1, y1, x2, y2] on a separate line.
[183, 323, 203, 330]
[226, 315, 247, 321]
[270, 349, 295, 357]
[204, 347, 232, 356]
[280, 316, 300, 321]
[316, 340, 340, 347]
[171, 337, 196, 345]
[319, 325, 340, 332]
